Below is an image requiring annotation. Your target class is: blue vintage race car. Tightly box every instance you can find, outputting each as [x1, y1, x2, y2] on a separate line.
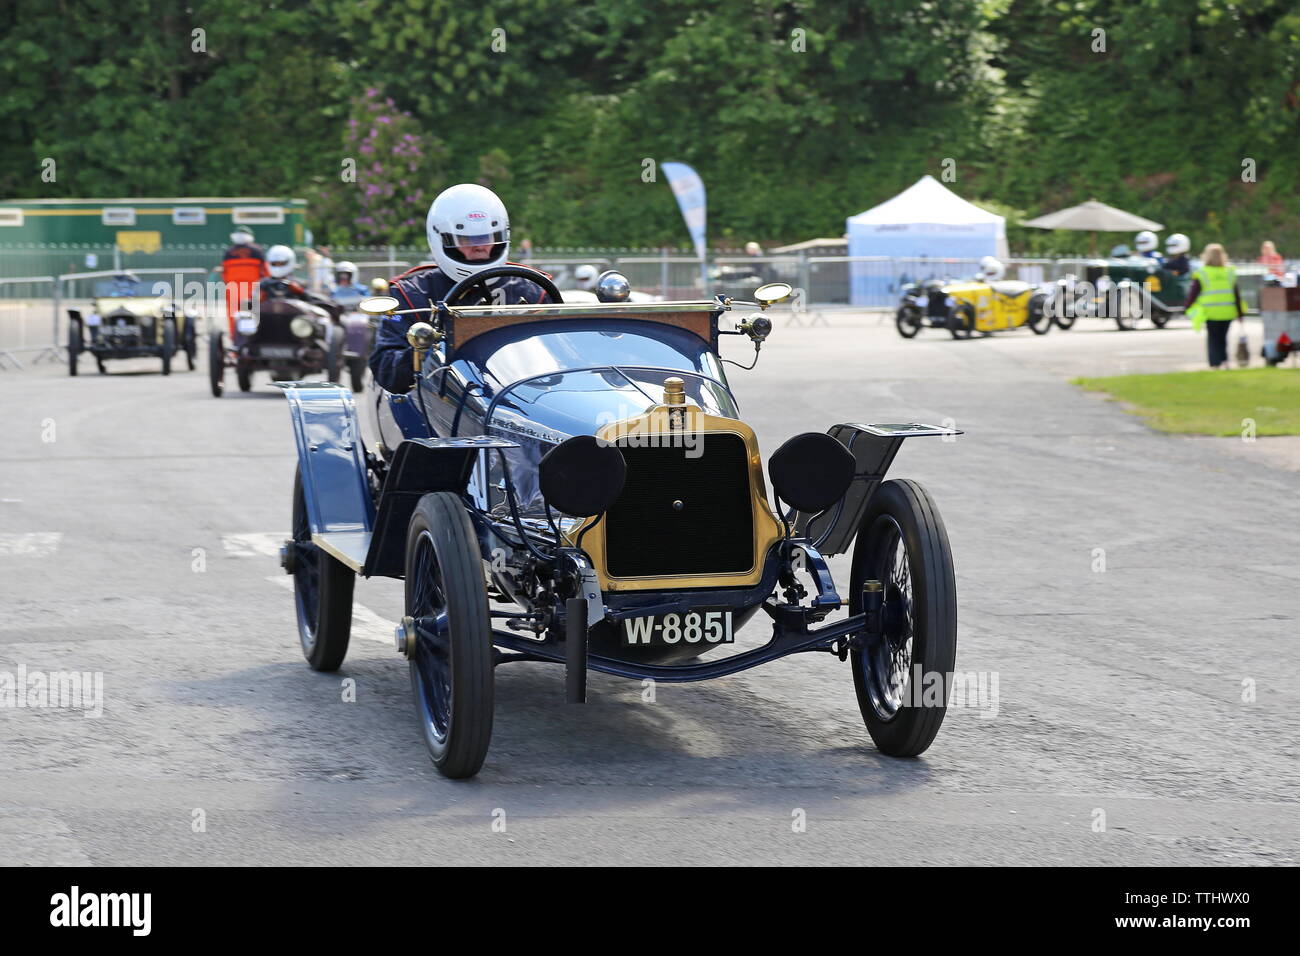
[279, 266, 961, 778]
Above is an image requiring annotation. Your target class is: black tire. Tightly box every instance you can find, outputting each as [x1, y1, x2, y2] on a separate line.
[1053, 310, 1077, 331]
[291, 468, 354, 671]
[947, 304, 974, 340]
[1150, 307, 1171, 329]
[325, 325, 344, 384]
[1027, 293, 1051, 335]
[184, 321, 197, 370]
[68, 320, 81, 376]
[348, 355, 366, 392]
[1113, 285, 1143, 331]
[237, 365, 253, 392]
[405, 492, 494, 779]
[161, 318, 175, 376]
[95, 357, 107, 374]
[895, 305, 923, 339]
[849, 479, 957, 757]
[208, 330, 225, 397]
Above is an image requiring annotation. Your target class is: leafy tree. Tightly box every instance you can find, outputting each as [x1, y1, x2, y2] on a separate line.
[1, 0, 1297, 255]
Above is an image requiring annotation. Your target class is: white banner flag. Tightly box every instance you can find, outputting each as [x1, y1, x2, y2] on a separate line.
[662, 162, 707, 259]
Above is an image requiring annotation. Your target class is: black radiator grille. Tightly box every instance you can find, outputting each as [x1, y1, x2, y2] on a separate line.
[605, 432, 755, 578]
[252, 315, 304, 347]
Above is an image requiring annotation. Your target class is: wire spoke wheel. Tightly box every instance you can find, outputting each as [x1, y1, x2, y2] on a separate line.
[862, 519, 915, 718]
[1114, 286, 1144, 330]
[409, 533, 453, 741]
[291, 467, 353, 671]
[850, 479, 957, 757]
[405, 492, 494, 779]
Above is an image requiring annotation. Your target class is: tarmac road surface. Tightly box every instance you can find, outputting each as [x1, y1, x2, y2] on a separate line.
[1, 313, 1296, 865]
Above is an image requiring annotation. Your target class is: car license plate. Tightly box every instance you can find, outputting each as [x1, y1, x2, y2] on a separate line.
[623, 610, 733, 646]
[258, 345, 297, 358]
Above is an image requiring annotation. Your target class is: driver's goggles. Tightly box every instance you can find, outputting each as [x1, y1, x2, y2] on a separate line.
[442, 229, 507, 249]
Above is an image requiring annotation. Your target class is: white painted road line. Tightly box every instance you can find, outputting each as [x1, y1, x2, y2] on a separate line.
[266, 576, 395, 647]
[0, 532, 62, 557]
[221, 533, 287, 558]
[225, 533, 397, 647]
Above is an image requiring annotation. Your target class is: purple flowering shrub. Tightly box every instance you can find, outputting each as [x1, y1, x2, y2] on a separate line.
[314, 87, 446, 245]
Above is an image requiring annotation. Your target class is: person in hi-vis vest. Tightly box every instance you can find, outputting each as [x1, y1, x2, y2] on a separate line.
[1184, 243, 1244, 368]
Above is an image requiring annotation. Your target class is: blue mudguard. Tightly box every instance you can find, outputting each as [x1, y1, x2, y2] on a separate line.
[280, 383, 376, 537]
[364, 435, 518, 578]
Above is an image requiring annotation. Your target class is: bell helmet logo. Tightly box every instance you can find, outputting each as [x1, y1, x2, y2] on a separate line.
[465, 210, 487, 223]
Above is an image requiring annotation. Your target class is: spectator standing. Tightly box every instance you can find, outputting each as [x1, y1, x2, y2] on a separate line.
[1185, 243, 1245, 369]
[306, 245, 334, 294]
[1258, 240, 1284, 279]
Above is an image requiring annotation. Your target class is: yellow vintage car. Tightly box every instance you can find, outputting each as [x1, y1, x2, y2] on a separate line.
[896, 277, 1052, 339]
[67, 274, 198, 375]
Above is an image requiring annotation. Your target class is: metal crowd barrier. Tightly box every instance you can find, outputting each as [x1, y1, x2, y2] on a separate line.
[0, 275, 58, 369]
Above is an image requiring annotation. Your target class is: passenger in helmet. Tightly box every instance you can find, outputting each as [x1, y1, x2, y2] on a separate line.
[1163, 233, 1191, 277]
[573, 264, 599, 291]
[251, 245, 339, 314]
[330, 260, 368, 302]
[978, 256, 1006, 282]
[1134, 230, 1163, 265]
[369, 184, 554, 393]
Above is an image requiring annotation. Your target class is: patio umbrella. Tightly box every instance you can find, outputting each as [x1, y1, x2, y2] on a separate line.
[1022, 199, 1164, 255]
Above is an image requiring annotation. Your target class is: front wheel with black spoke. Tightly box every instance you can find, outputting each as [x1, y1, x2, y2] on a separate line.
[290, 467, 354, 670]
[849, 479, 957, 757]
[405, 492, 494, 779]
[895, 305, 923, 338]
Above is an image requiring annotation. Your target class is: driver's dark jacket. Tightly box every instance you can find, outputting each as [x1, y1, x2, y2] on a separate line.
[369, 263, 552, 393]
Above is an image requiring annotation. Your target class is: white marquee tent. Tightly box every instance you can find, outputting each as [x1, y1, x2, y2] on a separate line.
[846, 176, 1009, 305]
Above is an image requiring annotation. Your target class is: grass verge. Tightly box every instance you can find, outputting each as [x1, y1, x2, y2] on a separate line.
[1071, 368, 1300, 436]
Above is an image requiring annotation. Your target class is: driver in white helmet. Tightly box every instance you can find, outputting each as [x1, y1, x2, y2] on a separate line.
[369, 184, 553, 393]
[1134, 230, 1164, 265]
[978, 255, 1005, 282]
[330, 260, 368, 304]
[573, 264, 599, 292]
[1163, 233, 1191, 276]
[252, 245, 339, 313]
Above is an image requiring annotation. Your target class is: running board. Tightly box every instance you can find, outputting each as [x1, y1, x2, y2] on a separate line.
[312, 531, 371, 574]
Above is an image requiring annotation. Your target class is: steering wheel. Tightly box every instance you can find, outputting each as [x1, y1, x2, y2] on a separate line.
[442, 265, 564, 307]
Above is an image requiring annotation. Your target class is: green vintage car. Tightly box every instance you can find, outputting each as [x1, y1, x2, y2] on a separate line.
[1081, 255, 1189, 330]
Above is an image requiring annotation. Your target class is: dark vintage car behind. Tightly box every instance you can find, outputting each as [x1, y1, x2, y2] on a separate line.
[1079, 256, 1188, 329]
[209, 285, 343, 397]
